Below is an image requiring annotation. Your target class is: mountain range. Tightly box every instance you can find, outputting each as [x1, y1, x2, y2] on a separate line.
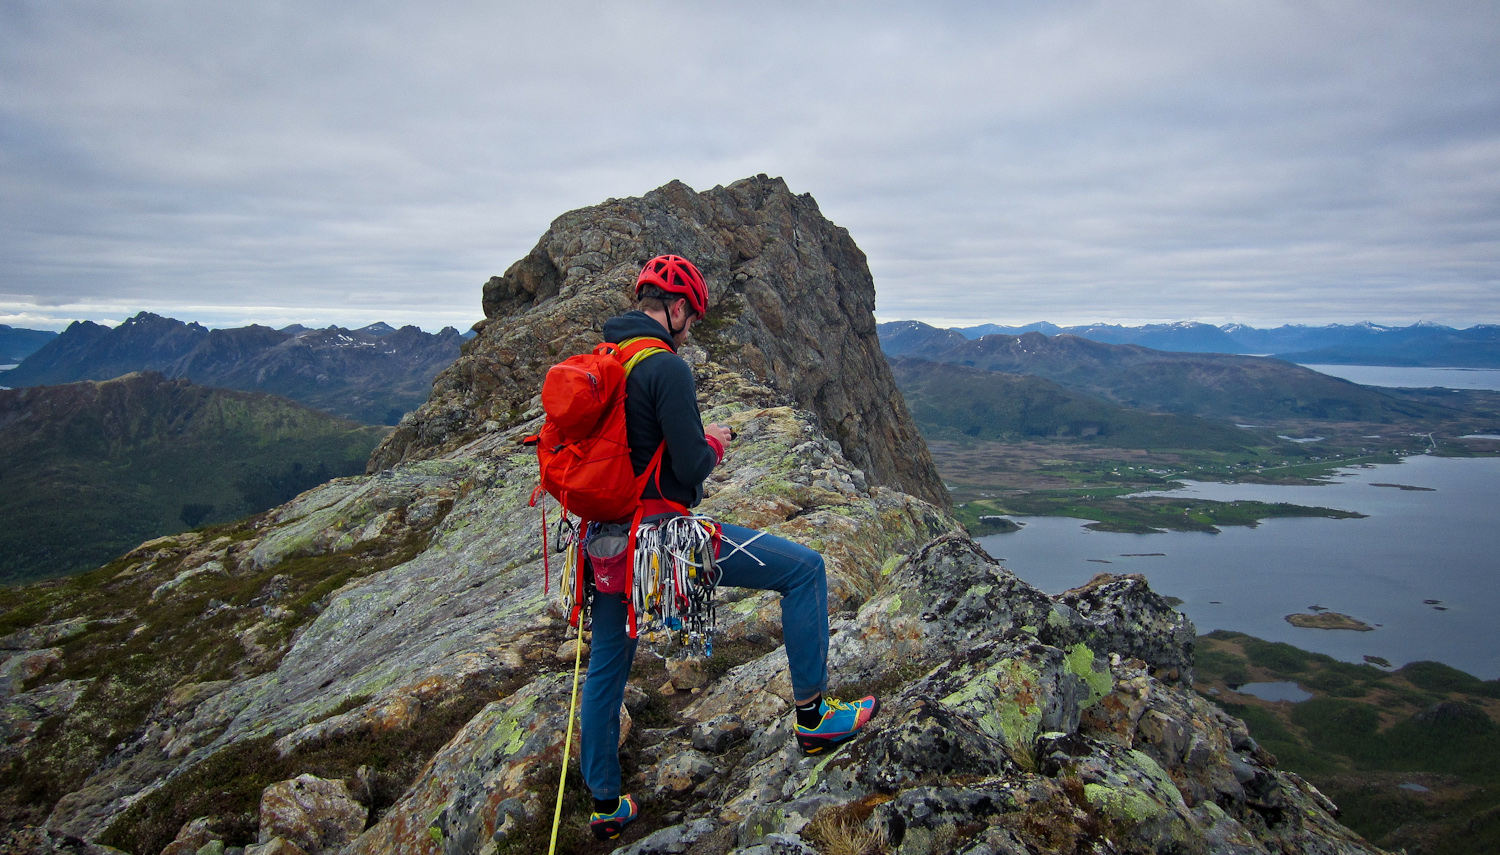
[0, 314, 468, 424]
[0, 325, 58, 365]
[890, 356, 1259, 450]
[950, 320, 1500, 367]
[880, 321, 1446, 423]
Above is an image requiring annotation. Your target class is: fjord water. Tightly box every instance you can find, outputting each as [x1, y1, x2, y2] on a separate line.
[979, 455, 1500, 679]
[1300, 364, 1500, 390]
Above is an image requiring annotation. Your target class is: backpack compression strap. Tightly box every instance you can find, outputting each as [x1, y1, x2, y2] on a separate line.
[612, 336, 685, 638]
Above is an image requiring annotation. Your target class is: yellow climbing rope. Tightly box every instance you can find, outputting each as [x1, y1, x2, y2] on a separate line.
[548, 627, 585, 854]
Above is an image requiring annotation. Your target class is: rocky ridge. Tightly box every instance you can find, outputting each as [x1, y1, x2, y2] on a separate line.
[372, 175, 947, 510]
[0, 177, 1386, 855]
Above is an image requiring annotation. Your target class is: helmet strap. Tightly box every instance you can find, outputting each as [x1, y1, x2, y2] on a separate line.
[666, 298, 688, 338]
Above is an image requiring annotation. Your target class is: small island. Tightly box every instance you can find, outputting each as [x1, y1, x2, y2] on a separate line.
[1286, 612, 1374, 631]
[1370, 482, 1436, 491]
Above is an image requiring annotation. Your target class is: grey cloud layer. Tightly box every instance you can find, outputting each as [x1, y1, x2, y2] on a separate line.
[2, 0, 1497, 330]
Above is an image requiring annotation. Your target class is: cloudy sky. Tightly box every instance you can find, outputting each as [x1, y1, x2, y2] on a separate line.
[2, 1, 1497, 332]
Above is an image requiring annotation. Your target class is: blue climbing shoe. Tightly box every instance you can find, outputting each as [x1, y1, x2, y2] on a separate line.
[590, 794, 638, 841]
[795, 695, 879, 755]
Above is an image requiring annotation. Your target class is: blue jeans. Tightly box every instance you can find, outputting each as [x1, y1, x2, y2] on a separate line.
[579, 522, 829, 800]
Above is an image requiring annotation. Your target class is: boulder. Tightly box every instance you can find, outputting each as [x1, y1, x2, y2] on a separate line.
[613, 818, 719, 855]
[729, 834, 820, 855]
[692, 714, 747, 754]
[161, 817, 217, 855]
[258, 774, 366, 854]
[654, 749, 717, 797]
[666, 658, 708, 690]
[244, 840, 309, 855]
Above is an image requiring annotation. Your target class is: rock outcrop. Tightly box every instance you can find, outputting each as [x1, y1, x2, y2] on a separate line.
[0, 177, 1386, 855]
[371, 175, 948, 510]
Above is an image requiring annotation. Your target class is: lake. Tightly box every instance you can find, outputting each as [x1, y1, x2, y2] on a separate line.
[1300, 364, 1500, 391]
[979, 455, 1500, 679]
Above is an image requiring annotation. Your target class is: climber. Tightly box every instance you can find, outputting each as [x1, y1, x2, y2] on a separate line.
[580, 255, 878, 841]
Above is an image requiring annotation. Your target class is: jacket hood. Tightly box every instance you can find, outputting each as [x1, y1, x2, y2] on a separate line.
[602, 311, 676, 348]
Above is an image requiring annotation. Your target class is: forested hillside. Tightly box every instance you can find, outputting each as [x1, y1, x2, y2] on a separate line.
[0, 372, 387, 584]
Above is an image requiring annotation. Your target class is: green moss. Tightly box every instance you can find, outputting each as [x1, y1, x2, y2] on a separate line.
[490, 694, 538, 756]
[1124, 748, 1181, 798]
[879, 554, 904, 577]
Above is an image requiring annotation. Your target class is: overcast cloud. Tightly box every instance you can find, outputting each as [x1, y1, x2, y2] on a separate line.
[2, 0, 1497, 332]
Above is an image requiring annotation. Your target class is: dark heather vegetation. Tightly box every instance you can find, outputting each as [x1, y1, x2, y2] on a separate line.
[0, 519, 440, 843]
[0, 372, 387, 584]
[100, 673, 510, 853]
[1194, 631, 1500, 854]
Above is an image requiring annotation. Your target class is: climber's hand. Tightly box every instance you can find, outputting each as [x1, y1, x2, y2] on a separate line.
[706, 424, 733, 445]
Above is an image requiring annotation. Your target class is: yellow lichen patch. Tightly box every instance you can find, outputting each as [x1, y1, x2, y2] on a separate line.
[1064, 643, 1114, 708]
[942, 658, 1045, 749]
[1083, 781, 1167, 823]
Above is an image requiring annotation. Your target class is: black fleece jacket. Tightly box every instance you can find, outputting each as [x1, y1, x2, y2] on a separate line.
[601, 312, 717, 508]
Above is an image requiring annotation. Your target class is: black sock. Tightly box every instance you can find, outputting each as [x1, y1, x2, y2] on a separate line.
[593, 796, 620, 815]
[795, 696, 823, 729]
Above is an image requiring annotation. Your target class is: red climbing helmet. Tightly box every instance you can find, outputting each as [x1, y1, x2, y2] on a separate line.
[635, 255, 708, 319]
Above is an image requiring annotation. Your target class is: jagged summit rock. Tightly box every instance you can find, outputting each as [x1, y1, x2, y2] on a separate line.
[372, 175, 948, 509]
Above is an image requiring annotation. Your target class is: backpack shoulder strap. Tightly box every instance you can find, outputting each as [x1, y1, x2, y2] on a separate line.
[616, 336, 673, 377]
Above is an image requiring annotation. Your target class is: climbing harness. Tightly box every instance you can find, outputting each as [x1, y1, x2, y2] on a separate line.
[550, 511, 723, 657]
[543, 511, 721, 853]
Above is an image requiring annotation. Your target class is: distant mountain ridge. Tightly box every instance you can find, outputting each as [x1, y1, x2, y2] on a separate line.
[0, 325, 58, 364]
[1, 313, 467, 424]
[881, 321, 1448, 422]
[890, 356, 1259, 449]
[945, 320, 1500, 366]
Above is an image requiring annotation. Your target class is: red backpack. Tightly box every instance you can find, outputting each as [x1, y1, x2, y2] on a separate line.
[526, 336, 673, 523]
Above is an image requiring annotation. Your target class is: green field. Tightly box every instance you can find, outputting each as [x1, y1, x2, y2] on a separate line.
[1196, 632, 1500, 854]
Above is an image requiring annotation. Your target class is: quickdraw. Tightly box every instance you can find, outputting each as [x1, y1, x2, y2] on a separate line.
[549, 512, 722, 658]
[632, 515, 721, 658]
